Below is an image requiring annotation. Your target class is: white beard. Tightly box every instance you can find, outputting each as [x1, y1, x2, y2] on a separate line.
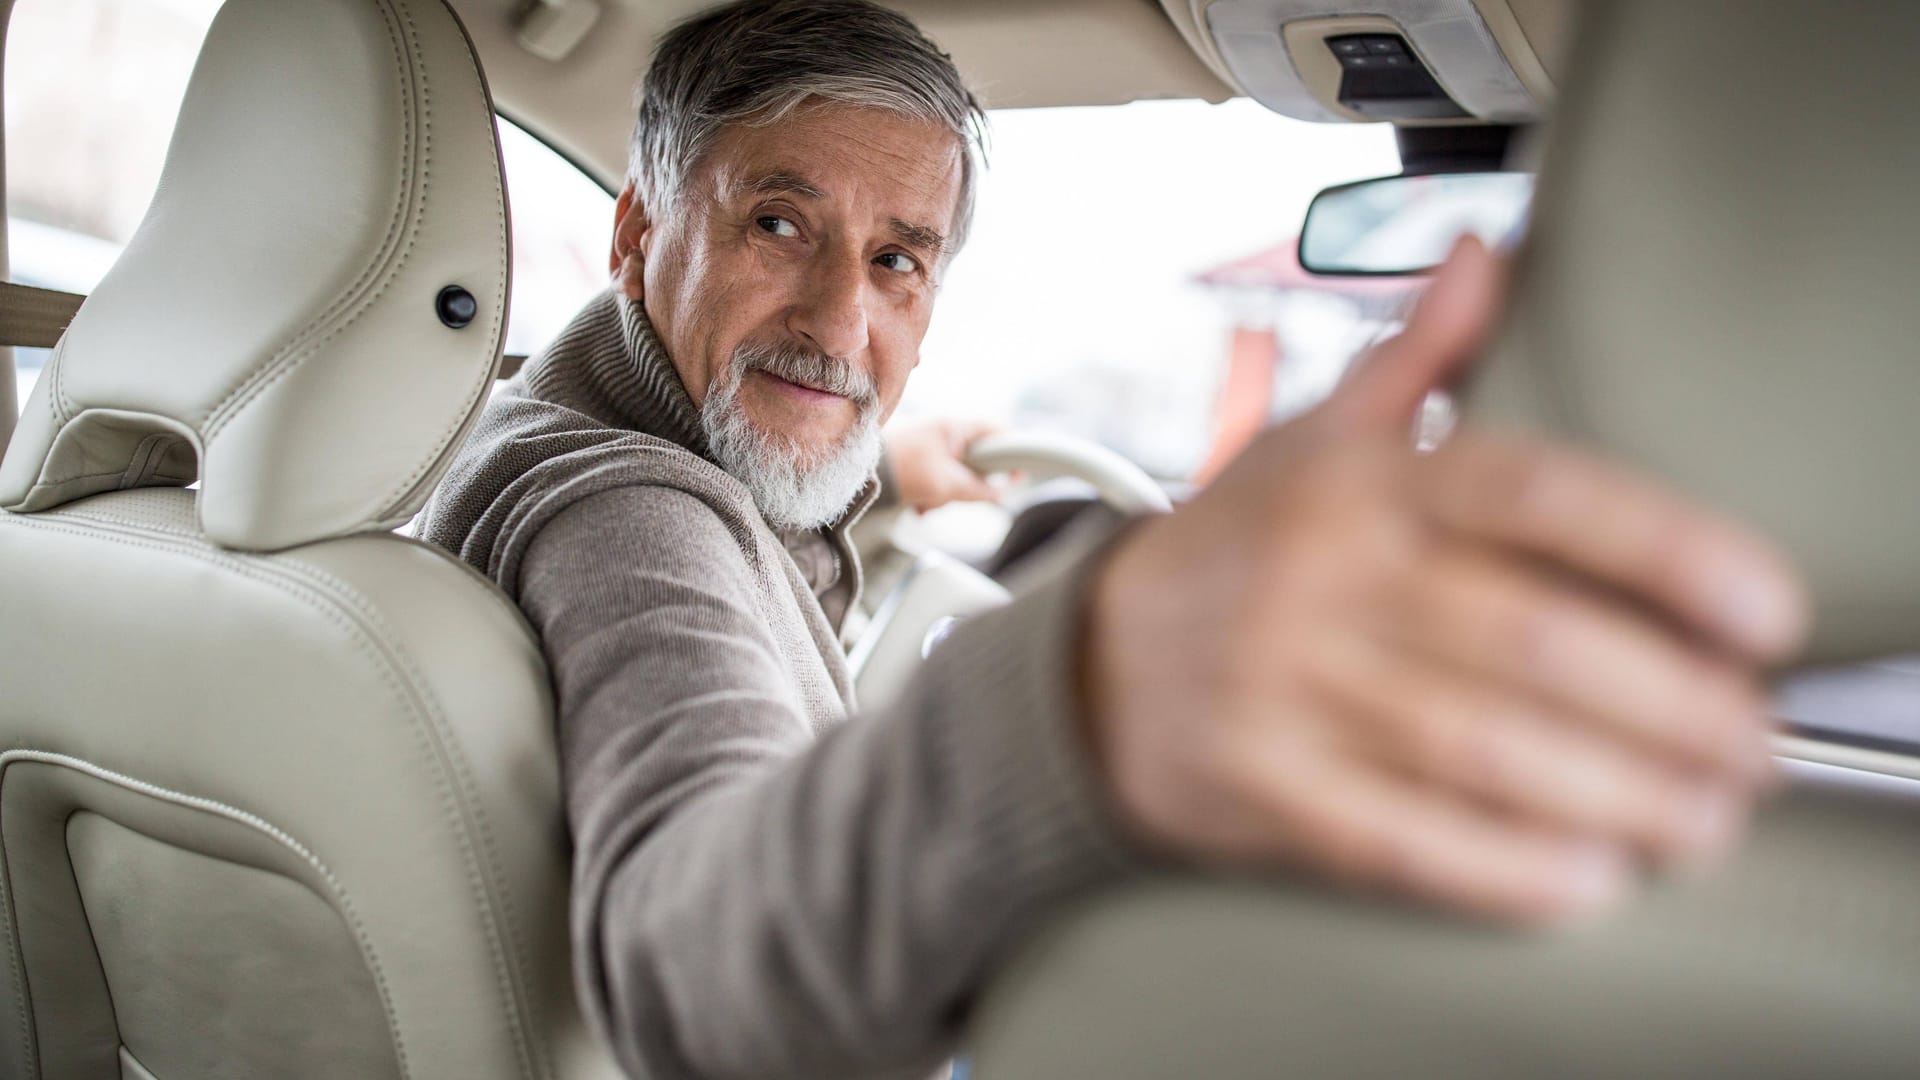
[701, 365, 882, 531]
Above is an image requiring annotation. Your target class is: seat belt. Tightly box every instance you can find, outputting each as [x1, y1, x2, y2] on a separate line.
[0, 282, 86, 349]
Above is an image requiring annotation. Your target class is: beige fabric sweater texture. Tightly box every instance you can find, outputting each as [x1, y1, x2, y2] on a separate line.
[421, 290, 1133, 1079]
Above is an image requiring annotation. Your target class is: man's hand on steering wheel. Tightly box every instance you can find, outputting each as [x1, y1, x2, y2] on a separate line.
[884, 417, 1003, 512]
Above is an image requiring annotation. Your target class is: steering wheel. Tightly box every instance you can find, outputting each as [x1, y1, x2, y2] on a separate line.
[962, 432, 1173, 515]
[850, 431, 1169, 708]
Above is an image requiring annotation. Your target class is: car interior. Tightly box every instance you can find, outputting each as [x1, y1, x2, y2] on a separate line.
[0, 0, 1913, 1077]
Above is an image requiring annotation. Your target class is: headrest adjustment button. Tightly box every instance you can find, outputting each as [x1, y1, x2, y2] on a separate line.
[436, 285, 478, 329]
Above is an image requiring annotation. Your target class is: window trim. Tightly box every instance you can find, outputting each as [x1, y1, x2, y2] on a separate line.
[495, 108, 620, 199]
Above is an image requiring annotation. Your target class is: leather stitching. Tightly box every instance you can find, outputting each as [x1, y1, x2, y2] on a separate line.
[20, 0, 510, 563]
[46, 337, 67, 433]
[197, 4, 418, 440]
[23, 470, 195, 497]
[20, 0, 417, 507]
[115, 434, 167, 490]
[58, 502, 547, 660]
[62, 808, 129, 1068]
[0, 789, 37, 1078]
[0, 514, 429, 1079]
[0, 751, 399, 1079]
[281, 546, 549, 1075]
[8, 501, 546, 1078]
[372, 8, 511, 526]
[338, 8, 542, 1075]
[54, 508, 199, 540]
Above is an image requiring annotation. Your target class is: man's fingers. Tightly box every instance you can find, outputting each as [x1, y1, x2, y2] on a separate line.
[948, 419, 1002, 454]
[1317, 235, 1505, 435]
[1420, 435, 1809, 662]
[1229, 736, 1632, 926]
[946, 463, 1000, 502]
[1393, 545, 1774, 780]
[1331, 656, 1751, 865]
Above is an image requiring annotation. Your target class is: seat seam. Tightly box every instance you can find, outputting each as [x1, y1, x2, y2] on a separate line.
[198, 0, 418, 435]
[20, 0, 412, 510]
[0, 518, 434, 1077]
[55, 808, 125, 1070]
[372, 2, 511, 526]
[42, 508, 546, 666]
[0, 753, 410, 1080]
[47, 508, 199, 539]
[280, 544, 549, 1080]
[0, 795, 38, 1078]
[47, 340, 65, 433]
[115, 434, 167, 490]
[58, 506, 551, 672]
[2, 508, 542, 1078]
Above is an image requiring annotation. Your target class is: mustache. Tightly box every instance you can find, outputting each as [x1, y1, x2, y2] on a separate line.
[731, 339, 877, 406]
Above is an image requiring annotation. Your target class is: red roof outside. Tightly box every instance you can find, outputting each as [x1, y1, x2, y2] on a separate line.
[1194, 236, 1417, 298]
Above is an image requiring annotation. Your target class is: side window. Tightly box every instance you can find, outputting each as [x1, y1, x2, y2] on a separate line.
[495, 117, 616, 358]
[4, 1, 615, 418]
[5, 0, 221, 412]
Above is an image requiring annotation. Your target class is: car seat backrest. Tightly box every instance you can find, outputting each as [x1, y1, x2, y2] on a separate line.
[0, 1, 619, 1077]
[1462, 0, 1920, 665]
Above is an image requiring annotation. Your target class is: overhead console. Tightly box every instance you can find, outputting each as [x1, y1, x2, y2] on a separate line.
[1159, 0, 1567, 125]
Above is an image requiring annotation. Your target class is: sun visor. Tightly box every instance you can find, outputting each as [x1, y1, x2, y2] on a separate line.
[1182, 0, 1559, 125]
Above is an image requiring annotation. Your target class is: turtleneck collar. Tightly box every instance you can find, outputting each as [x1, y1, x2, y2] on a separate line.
[522, 289, 711, 458]
[517, 288, 882, 543]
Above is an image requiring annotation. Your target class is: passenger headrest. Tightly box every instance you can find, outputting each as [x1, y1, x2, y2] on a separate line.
[0, 0, 509, 552]
[1463, 1, 1920, 665]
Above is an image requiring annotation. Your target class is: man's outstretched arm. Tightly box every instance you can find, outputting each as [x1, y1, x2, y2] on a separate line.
[516, 483, 1130, 1079]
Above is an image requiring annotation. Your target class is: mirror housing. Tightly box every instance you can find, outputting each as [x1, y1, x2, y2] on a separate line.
[1299, 171, 1533, 277]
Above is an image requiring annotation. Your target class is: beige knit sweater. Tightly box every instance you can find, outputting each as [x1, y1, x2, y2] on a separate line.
[421, 291, 1132, 1079]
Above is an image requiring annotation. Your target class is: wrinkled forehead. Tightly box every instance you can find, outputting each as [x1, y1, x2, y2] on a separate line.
[697, 103, 966, 238]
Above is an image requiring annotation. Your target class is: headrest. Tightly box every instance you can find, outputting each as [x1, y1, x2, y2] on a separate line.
[1462, 2, 1920, 665]
[0, 0, 509, 552]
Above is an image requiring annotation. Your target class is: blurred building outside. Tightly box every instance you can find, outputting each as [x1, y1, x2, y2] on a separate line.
[1189, 236, 1418, 482]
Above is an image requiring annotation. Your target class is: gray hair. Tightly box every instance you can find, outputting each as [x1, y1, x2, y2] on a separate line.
[628, 0, 987, 254]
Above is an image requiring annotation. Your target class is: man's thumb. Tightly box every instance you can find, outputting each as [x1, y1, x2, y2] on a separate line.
[1317, 235, 1506, 434]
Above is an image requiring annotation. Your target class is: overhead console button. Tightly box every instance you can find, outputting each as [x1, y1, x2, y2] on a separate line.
[1200, 1, 1546, 125]
[1325, 31, 1469, 120]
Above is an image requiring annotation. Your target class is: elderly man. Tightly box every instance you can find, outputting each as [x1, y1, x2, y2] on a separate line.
[422, 1, 1807, 1077]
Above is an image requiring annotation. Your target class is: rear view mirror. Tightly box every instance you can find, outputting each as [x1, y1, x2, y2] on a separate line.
[1299, 171, 1533, 276]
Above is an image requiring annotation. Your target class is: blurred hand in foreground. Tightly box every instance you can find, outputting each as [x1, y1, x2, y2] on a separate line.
[885, 417, 1001, 512]
[1080, 237, 1808, 927]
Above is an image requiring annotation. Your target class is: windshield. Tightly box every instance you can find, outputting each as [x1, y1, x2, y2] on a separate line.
[910, 98, 1404, 485]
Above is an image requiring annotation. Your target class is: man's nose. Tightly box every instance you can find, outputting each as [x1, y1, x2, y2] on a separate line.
[788, 251, 870, 360]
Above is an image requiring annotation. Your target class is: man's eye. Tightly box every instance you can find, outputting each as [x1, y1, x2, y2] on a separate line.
[756, 216, 800, 239]
[875, 252, 920, 274]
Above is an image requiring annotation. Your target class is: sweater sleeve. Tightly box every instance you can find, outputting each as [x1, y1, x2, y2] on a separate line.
[514, 483, 1136, 1080]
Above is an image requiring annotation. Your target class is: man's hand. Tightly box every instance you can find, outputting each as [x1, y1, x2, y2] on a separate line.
[1079, 238, 1809, 926]
[884, 417, 1001, 512]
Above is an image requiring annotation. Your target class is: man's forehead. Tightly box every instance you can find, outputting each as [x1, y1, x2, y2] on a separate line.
[703, 108, 964, 235]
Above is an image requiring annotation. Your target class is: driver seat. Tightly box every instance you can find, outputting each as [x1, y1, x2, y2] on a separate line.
[0, 1, 615, 1076]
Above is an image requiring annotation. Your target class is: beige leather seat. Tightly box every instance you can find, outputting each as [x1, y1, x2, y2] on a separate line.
[0, 1, 615, 1076]
[968, 2, 1920, 1076]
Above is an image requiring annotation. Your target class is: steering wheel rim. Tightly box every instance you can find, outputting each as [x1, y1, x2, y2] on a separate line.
[962, 431, 1172, 515]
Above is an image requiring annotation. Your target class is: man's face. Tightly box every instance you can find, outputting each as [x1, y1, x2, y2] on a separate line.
[611, 103, 963, 463]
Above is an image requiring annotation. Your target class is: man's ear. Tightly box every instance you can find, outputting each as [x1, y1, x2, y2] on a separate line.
[610, 182, 650, 301]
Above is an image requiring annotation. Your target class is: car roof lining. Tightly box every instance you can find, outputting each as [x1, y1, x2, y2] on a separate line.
[449, 0, 1236, 188]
